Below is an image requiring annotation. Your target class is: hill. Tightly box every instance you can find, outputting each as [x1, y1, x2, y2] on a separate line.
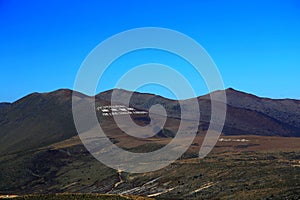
[0, 88, 300, 157]
[0, 88, 300, 198]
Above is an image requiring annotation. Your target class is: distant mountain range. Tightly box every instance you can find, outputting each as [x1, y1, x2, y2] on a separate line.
[0, 88, 300, 157]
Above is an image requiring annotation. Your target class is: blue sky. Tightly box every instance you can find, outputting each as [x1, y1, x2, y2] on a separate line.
[0, 0, 300, 102]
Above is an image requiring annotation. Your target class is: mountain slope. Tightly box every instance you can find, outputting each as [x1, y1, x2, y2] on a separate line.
[97, 88, 300, 137]
[214, 88, 300, 136]
[0, 88, 300, 157]
[0, 89, 78, 156]
[1, 88, 300, 198]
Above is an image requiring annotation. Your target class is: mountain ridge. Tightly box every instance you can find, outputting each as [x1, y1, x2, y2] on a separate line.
[96, 87, 282, 102]
[4, 87, 299, 104]
[0, 88, 299, 157]
[1, 88, 300, 198]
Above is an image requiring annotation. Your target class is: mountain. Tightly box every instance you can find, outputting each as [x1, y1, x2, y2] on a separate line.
[0, 88, 300, 157]
[209, 88, 300, 137]
[0, 103, 11, 109]
[0, 89, 82, 156]
[97, 88, 300, 137]
[1, 88, 300, 199]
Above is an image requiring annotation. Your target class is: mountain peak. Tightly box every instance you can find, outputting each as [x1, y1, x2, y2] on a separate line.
[225, 87, 236, 91]
[225, 87, 249, 95]
[46, 88, 73, 97]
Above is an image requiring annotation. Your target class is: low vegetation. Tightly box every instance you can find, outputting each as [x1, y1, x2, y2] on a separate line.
[1, 136, 300, 199]
[2, 194, 153, 200]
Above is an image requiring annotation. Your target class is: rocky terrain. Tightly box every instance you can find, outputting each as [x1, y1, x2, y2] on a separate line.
[0, 88, 300, 199]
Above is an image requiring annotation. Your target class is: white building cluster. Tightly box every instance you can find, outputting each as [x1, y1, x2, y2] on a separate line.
[218, 138, 250, 142]
[97, 105, 148, 116]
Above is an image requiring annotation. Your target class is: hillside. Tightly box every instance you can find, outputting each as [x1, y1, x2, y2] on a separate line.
[0, 88, 300, 157]
[0, 135, 300, 199]
[0, 88, 300, 198]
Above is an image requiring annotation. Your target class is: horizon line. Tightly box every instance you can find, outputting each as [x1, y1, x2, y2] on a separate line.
[1, 87, 299, 104]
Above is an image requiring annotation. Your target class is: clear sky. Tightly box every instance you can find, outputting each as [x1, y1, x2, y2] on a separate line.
[0, 0, 300, 102]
